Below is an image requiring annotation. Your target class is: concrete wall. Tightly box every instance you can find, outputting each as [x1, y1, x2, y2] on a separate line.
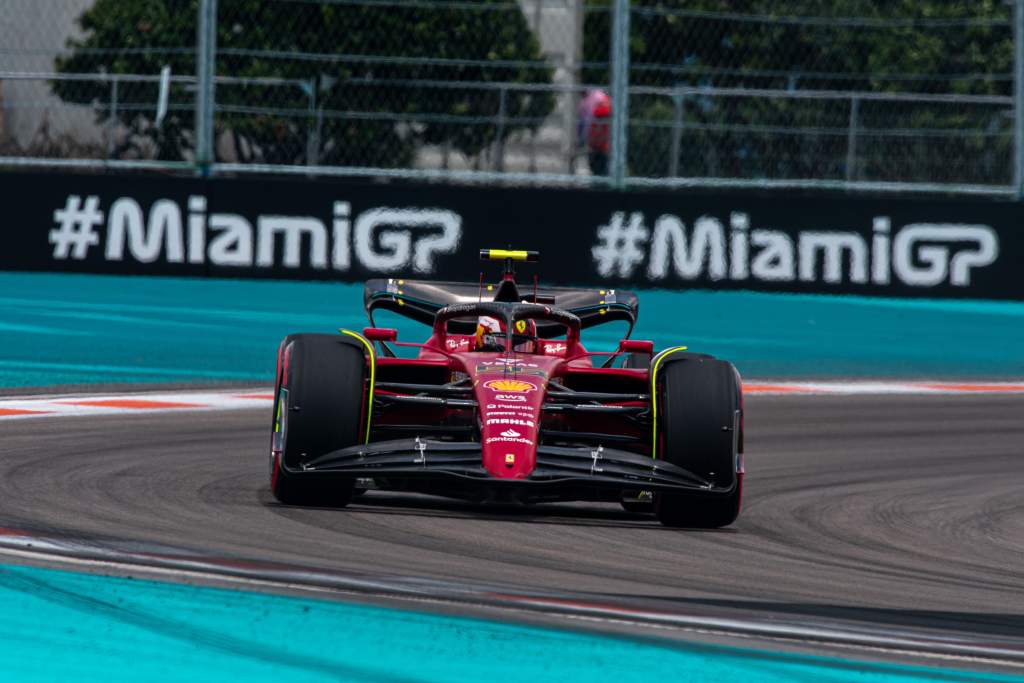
[0, 0, 98, 149]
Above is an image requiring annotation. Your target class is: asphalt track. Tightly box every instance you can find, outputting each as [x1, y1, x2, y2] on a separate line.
[2, 392, 1023, 674]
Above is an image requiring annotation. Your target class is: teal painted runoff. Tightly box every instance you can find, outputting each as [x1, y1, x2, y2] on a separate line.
[1, 562, 1020, 683]
[1, 271, 1022, 388]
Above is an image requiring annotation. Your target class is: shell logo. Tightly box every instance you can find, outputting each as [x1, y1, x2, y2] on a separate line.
[484, 379, 538, 393]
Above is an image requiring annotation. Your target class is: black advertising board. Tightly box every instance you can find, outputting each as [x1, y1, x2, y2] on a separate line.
[2, 171, 1022, 300]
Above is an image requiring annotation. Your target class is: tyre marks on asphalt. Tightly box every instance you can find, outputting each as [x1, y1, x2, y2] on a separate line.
[0, 394, 1022, 673]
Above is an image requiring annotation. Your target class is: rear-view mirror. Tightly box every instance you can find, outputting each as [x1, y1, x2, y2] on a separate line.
[363, 327, 398, 342]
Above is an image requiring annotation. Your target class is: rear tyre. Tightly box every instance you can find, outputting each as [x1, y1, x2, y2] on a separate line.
[652, 355, 742, 528]
[270, 334, 366, 506]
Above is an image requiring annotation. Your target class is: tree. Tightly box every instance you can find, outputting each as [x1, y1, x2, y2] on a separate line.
[54, 0, 555, 167]
[584, 0, 1013, 183]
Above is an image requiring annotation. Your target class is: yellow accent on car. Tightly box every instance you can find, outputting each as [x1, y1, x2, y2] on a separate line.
[650, 346, 688, 460]
[339, 329, 376, 444]
[483, 249, 530, 261]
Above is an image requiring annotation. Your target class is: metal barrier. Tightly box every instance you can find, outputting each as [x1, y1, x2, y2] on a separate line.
[0, 0, 1019, 196]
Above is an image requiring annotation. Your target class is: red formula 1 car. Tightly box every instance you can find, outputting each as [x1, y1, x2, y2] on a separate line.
[269, 250, 744, 528]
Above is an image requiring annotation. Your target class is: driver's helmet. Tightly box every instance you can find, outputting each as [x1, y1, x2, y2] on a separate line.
[510, 318, 538, 353]
[474, 316, 538, 353]
[474, 316, 504, 352]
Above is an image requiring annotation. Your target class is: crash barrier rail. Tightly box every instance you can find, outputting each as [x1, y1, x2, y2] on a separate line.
[0, 0, 1021, 196]
[3, 171, 1020, 301]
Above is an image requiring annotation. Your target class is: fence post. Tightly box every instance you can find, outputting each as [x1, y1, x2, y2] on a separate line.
[1015, 0, 1023, 198]
[106, 77, 118, 160]
[846, 96, 860, 183]
[669, 89, 683, 177]
[305, 79, 317, 167]
[569, 0, 585, 173]
[609, 0, 630, 188]
[195, 0, 217, 177]
[493, 86, 507, 172]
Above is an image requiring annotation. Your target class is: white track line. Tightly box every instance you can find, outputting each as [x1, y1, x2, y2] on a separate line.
[0, 388, 273, 420]
[1, 381, 1022, 420]
[743, 380, 1024, 395]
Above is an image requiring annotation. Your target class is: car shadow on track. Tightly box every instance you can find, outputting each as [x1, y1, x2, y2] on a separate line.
[265, 490, 736, 533]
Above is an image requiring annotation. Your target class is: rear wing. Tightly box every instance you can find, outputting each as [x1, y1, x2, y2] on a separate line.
[363, 278, 638, 338]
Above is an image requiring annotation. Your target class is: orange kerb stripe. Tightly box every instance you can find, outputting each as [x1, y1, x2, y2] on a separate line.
[743, 384, 811, 394]
[234, 394, 274, 400]
[0, 408, 49, 416]
[921, 383, 1024, 393]
[61, 399, 203, 409]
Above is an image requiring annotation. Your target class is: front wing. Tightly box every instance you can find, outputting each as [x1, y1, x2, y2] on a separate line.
[299, 438, 736, 495]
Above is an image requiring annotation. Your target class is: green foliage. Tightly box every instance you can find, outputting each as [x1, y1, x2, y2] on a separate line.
[54, 0, 555, 166]
[584, 0, 1013, 183]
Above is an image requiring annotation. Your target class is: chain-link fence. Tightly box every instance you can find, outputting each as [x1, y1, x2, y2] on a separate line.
[210, 0, 597, 179]
[0, 0, 1020, 195]
[619, 3, 1016, 192]
[0, 0, 197, 169]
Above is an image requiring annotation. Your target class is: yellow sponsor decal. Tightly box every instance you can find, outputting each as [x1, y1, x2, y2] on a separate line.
[484, 379, 538, 393]
[650, 346, 688, 459]
[339, 329, 376, 444]
[505, 453, 516, 465]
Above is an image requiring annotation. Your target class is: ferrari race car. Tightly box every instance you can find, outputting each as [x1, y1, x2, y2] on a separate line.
[269, 250, 744, 528]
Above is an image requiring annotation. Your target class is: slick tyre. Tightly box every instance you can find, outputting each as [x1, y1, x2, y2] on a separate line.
[270, 333, 367, 506]
[652, 355, 742, 529]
